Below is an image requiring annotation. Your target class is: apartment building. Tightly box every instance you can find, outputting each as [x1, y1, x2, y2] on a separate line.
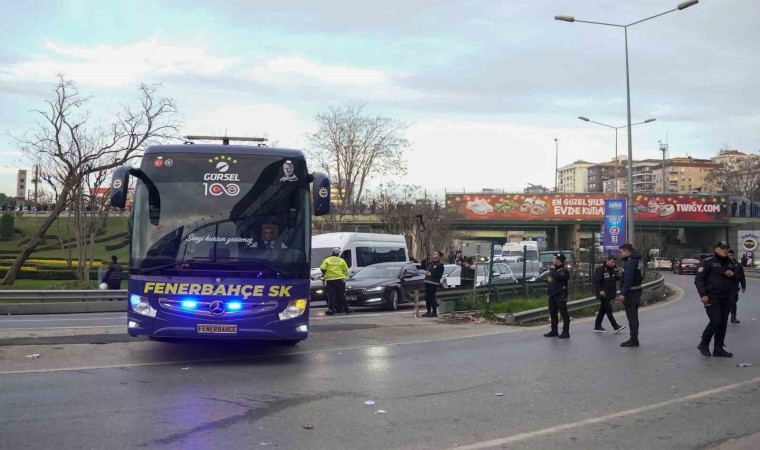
[557, 161, 594, 193]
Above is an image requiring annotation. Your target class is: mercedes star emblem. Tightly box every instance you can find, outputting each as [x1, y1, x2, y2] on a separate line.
[209, 301, 226, 315]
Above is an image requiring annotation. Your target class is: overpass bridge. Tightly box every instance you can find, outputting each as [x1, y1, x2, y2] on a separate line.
[317, 193, 760, 258]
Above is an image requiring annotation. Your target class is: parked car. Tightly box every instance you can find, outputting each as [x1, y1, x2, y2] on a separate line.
[538, 250, 577, 273]
[441, 264, 515, 288]
[310, 278, 328, 303]
[672, 257, 700, 274]
[344, 262, 425, 310]
[647, 257, 673, 271]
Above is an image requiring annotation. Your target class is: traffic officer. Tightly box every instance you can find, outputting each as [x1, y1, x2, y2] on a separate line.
[320, 248, 351, 315]
[592, 256, 626, 333]
[695, 241, 737, 357]
[728, 249, 747, 323]
[544, 253, 570, 339]
[618, 243, 643, 347]
[423, 250, 445, 317]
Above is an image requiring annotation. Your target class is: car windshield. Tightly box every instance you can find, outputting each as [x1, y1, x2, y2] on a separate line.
[311, 248, 335, 268]
[443, 265, 459, 275]
[352, 266, 402, 279]
[539, 253, 554, 263]
[130, 152, 310, 275]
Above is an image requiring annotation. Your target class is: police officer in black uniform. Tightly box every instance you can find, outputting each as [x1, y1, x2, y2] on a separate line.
[544, 253, 571, 339]
[695, 241, 737, 357]
[592, 256, 626, 333]
[618, 243, 643, 347]
[728, 249, 747, 323]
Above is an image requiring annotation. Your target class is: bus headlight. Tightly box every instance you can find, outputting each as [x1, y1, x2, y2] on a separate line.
[130, 294, 157, 318]
[278, 298, 308, 320]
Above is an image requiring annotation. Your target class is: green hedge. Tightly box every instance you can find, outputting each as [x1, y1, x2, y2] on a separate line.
[0, 269, 79, 280]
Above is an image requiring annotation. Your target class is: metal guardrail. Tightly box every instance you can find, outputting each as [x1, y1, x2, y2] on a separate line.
[0, 289, 127, 302]
[744, 268, 760, 279]
[501, 275, 666, 325]
[435, 282, 546, 303]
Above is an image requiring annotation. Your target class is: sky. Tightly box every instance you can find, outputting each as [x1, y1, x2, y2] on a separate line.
[0, 0, 757, 200]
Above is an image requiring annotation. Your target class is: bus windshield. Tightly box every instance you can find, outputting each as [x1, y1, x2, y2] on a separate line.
[130, 153, 310, 275]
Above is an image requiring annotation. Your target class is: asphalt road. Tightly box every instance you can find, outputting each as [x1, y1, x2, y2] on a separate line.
[0, 272, 758, 449]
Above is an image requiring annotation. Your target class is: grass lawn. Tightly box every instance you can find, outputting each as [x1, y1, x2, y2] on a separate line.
[0, 215, 130, 261]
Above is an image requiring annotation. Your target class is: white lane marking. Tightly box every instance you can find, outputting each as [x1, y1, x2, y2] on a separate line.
[448, 375, 760, 450]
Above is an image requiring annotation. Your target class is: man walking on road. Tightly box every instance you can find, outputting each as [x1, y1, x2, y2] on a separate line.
[618, 244, 643, 347]
[423, 250, 445, 317]
[544, 253, 570, 339]
[695, 241, 737, 357]
[728, 249, 746, 323]
[592, 256, 626, 334]
[320, 248, 352, 315]
[102, 255, 123, 290]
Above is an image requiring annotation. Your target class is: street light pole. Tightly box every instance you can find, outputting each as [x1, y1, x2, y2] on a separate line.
[554, 138, 559, 192]
[577, 116, 655, 195]
[558, 0, 699, 246]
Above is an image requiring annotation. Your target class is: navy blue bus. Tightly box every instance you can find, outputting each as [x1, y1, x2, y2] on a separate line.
[109, 137, 330, 344]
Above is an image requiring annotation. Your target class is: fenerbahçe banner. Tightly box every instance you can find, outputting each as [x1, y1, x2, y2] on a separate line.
[130, 276, 308, 301]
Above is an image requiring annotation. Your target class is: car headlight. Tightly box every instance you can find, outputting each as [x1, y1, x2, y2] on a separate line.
[130, 294, 157, 318]
[366, 286, 384, 292]
[278, 298, 308, 320]
[315, 289, 324, 294]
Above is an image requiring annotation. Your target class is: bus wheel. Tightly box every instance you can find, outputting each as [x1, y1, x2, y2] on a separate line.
[384, 289, 400, 311]
[279, 339, 302, 346]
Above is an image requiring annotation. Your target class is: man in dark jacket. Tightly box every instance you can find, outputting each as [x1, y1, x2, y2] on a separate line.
[102, 255, 123, 290]
[423, 250, 445, 317]
[592, 256, 626, 333]
[544, 253, 571, 339]
[695, 241, 738, 357]
[617, 244, 643, 347]
[728, 249, 747, 323]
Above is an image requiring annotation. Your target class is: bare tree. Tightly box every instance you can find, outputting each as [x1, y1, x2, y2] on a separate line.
[307, 102, 408, 206]
[706, 151, 760, 199]
[374, 183, 454, 260]
[2, 75, 178, 285]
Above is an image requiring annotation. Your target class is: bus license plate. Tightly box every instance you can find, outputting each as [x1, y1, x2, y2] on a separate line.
[197, 324, 238, 334]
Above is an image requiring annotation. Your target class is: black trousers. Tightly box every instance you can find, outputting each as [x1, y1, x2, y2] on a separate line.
[461, 279, 474, 289]
[623, 290, 641, 340]
[730, 290, 739, 318]
[548, 295, 569, 333]
[701, 296, 731, 348]
[425, 283, 439, 314]
[326, 279, 347, 312]
[594, 296, 620, 329]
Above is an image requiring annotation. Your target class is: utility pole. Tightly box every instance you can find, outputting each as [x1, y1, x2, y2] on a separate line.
[659, 141, 668, 194]
[33, 165, 39, 206]
[554, 138, 559, 192]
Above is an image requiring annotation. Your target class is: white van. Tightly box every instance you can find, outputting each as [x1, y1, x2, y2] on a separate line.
[311, 233, 409, 279]
[501, 241, 539, 263]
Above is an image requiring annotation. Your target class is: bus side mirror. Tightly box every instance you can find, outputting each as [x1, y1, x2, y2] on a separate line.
[109, 166, 131, 209]
[110, 166, 162, 226]
[311, 171, 330, 216]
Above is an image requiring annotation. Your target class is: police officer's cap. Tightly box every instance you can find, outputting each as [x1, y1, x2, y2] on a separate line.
[331, 247, 341, 255]
[715, 240, 730, 249]
[554, 253, 566, 263]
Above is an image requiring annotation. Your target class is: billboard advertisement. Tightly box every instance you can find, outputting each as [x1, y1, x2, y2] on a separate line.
[445, 193, 728, 222]
[603, 199, 626, 252]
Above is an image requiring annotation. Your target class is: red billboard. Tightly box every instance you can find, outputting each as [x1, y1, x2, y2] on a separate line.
[446, 193, 728, 222]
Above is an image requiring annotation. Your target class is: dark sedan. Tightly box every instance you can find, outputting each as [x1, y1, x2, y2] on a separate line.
[344, 262, 425, 311]
[673, 257, 700, 275]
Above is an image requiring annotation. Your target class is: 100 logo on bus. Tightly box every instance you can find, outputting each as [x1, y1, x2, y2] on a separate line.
[203, 183, 240, 196]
